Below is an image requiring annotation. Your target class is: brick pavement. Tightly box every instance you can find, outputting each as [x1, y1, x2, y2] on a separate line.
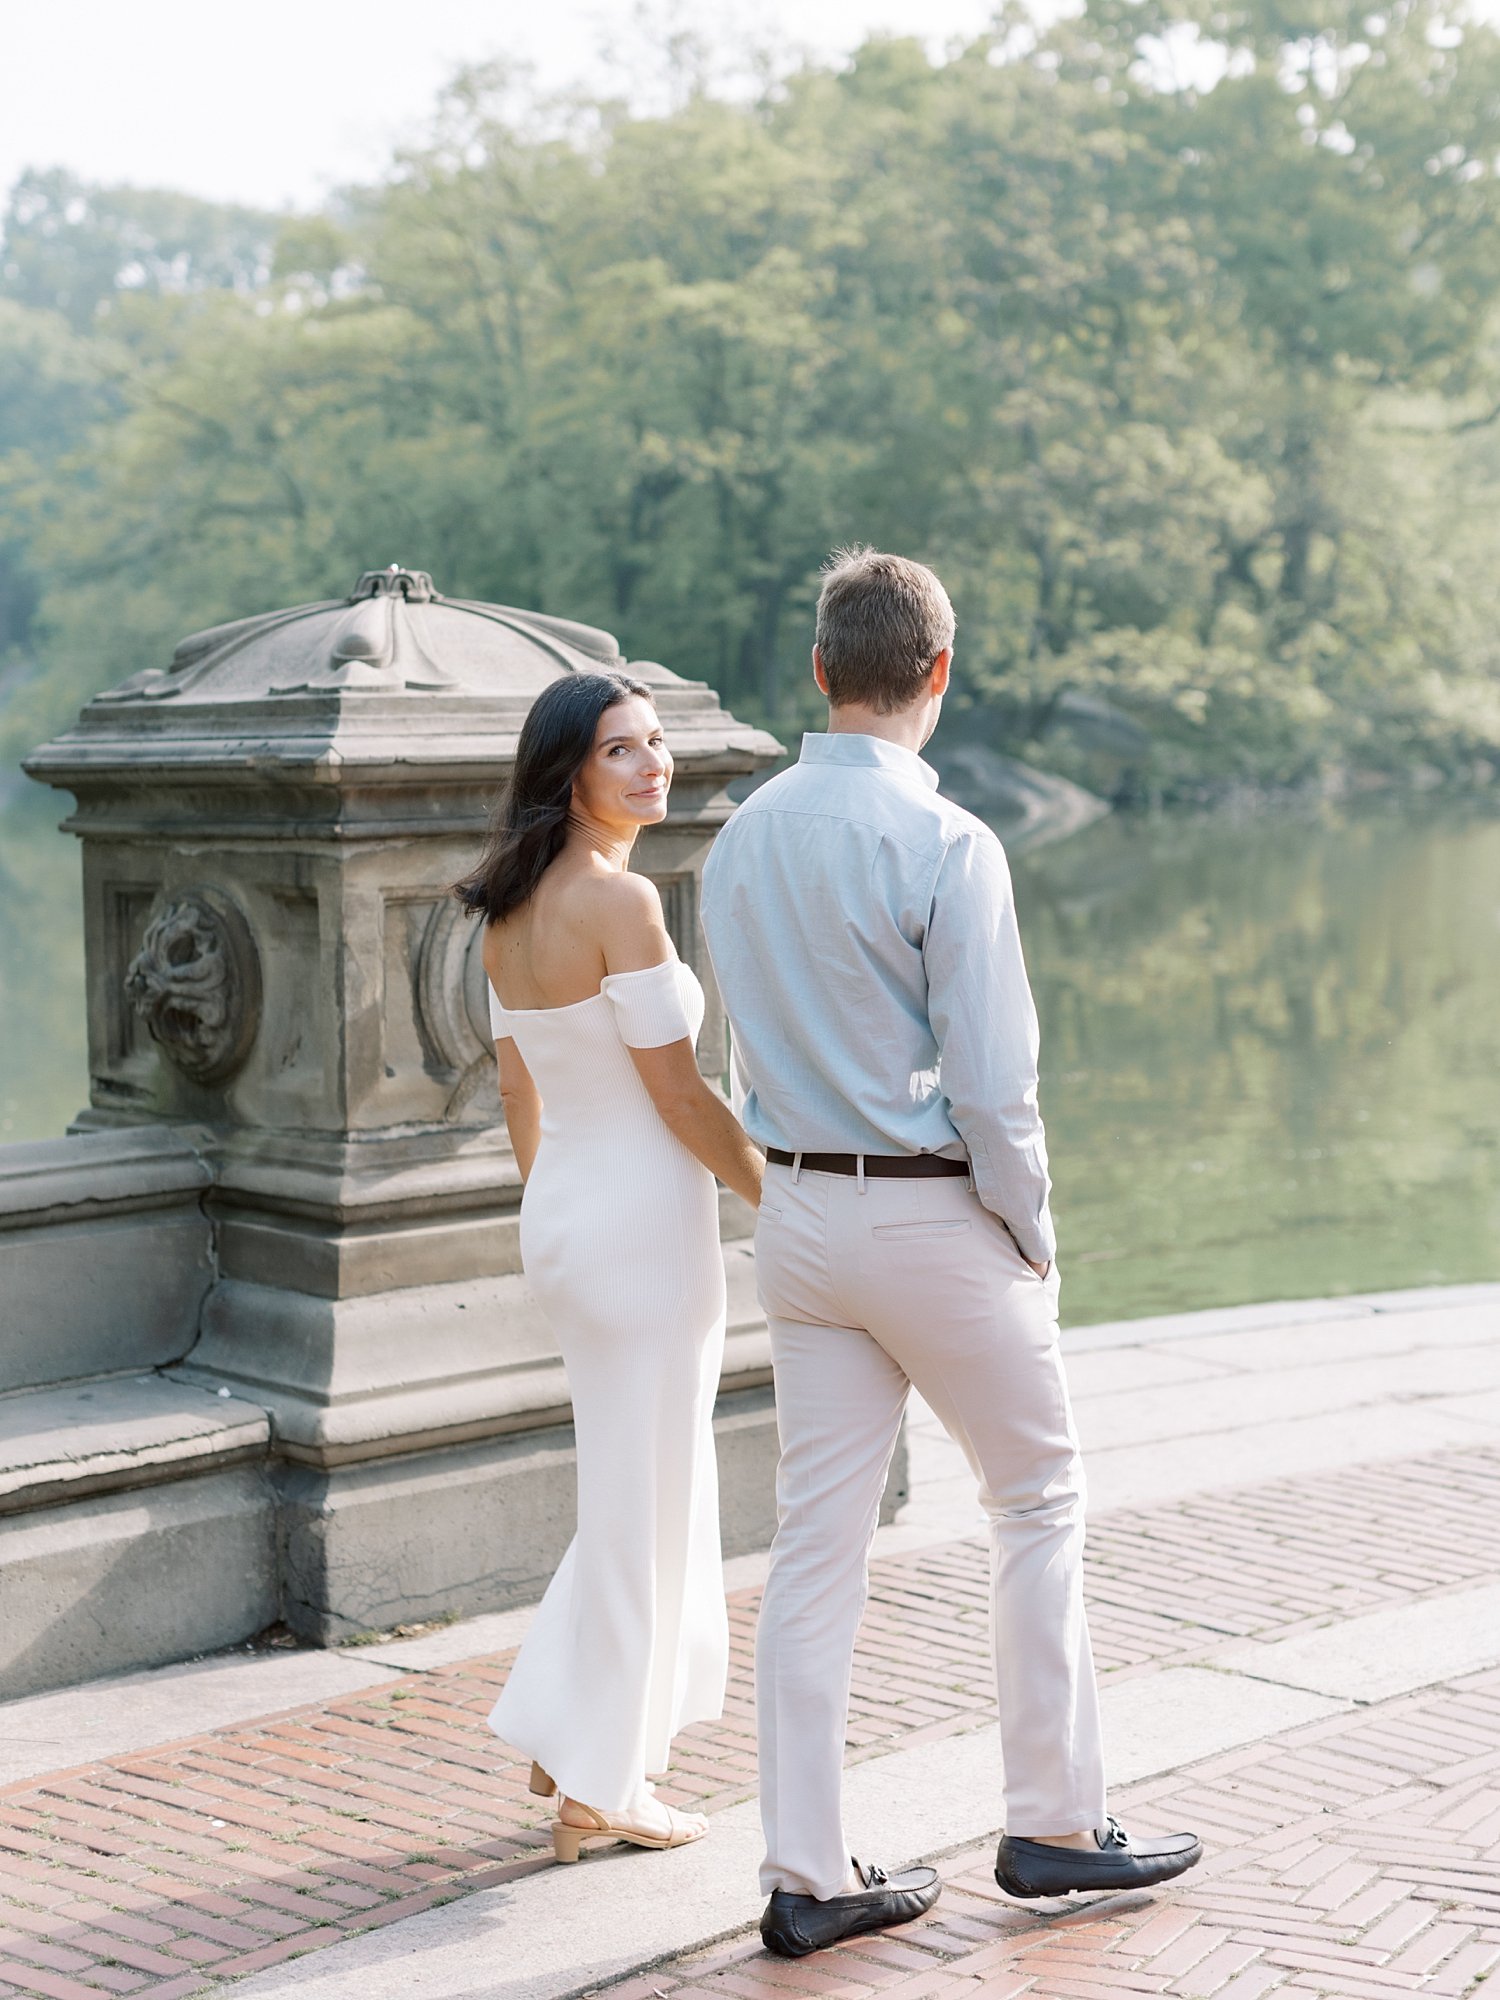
[0, 1444, 1495, 1998]
[626, 1670, 1500, 2000]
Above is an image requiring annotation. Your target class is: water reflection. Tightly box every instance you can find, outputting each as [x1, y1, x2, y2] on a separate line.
[1, 789, 1496, 1323]
[0, 792, 85, 1145]
[1015, 804, 1500, 1322]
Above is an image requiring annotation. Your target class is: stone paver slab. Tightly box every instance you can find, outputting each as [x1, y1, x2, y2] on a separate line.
[0, 1650, 402, 1790]
[1167, 1301, 1500, 1374]
[1075, 1343, 1500, 1456]
[1207, 1583, 1500, 1704]
[1064, 1297, 1375, 1350]
[1102, 1669, 1346, 1784]
[1425, 1386, 1500, 1435]
[1084, 1401, 1480, 1515]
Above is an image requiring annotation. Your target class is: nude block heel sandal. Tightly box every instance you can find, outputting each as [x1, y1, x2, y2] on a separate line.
[528, 1762, 556, 1799]
[552, 1808, 606, 1863]
[550, 1800, 708, 1863]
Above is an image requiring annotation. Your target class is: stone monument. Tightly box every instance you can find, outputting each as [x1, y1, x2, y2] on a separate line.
[21, 565, 790, 1647]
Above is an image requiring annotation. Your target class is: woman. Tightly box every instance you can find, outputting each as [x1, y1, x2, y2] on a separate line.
[456, 671, 763, 1864]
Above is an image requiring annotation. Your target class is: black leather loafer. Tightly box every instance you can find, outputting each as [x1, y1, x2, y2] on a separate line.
[995, 1816, 1202, 1899]
[761, 1857, 941, 1958]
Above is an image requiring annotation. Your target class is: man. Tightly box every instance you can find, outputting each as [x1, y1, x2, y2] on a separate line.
[701, 548, 1202, 1960]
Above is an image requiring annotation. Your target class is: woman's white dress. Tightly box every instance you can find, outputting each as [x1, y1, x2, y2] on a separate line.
[486, 958, 729, 1812]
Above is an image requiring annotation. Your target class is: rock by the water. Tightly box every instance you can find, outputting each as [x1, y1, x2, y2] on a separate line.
[927, 741, 1110, 852]
[730, 735, 1108, 854]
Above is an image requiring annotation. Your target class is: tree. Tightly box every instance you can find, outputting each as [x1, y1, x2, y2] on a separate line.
[0, 170, 285, 331]
[3, 4, 1498, 791]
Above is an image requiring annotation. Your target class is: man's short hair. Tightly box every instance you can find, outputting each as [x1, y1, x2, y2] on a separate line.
[814, 547, 956, 713]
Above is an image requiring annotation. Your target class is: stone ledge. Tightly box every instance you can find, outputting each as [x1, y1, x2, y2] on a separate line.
[0, 1374, 270, 1514]
[0, 1467, 277, 1701]
[0, 1124, 213, 1230]
[272, 1382, 805, 1645]
[178, 1241, 771, 1466]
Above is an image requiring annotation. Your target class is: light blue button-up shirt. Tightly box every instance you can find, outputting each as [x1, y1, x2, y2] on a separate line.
[700, 731, 1056, 1265]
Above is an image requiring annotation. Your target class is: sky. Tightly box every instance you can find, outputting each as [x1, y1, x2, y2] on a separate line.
[3, 0, 1007, 214]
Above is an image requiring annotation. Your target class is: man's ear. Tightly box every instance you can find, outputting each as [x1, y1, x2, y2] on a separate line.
[812, 645, 830, 697]
[929, 647, 953, 697]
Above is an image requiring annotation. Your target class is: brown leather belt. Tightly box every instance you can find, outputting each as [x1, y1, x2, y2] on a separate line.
[765, 1148, 970, 1180]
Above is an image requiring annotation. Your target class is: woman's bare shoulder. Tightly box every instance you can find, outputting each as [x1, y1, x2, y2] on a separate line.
[587, 869, 672, 970]
[588, 867, 664, 919]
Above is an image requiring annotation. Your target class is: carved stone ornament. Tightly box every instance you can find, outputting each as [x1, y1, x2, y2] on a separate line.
[271, 565, 463, 696]
[125, 890, 262, 1085]
[416, 899, 496, 1122]
[350, 566, 436, 603]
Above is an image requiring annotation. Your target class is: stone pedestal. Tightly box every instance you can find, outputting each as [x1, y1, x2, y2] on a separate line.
[23, 567, 807, 1643]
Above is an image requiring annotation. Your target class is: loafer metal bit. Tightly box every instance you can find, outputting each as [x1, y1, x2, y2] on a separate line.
[761, 1857, 941, 1958]
[995, 1815, 1203, 1899]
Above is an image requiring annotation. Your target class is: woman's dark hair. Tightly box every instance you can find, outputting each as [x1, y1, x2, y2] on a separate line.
[454, 671, 655, 924]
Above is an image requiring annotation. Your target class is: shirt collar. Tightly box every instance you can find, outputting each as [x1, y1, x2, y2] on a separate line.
[797, 732, 940, 791]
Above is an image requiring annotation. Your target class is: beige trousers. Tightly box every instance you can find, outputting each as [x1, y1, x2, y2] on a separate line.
[753, 1160, 1106, 1900]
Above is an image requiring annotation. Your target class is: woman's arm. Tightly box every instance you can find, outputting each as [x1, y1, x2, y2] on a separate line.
[496, 1036, 542, 1181]
[595, 871, 763, 1207]
[627, 1040, 764, 1209]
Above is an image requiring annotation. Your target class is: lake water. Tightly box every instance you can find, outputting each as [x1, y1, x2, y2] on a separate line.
[1012, 802, 1500, 1322]
[2, 788, 1496, 1326]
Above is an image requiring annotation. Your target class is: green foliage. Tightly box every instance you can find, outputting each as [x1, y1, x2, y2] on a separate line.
[1, 169, 282, 329]
[3, 0, 1499, 791]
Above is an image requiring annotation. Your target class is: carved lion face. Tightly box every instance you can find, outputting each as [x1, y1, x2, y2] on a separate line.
[125, 897, 240, 1081]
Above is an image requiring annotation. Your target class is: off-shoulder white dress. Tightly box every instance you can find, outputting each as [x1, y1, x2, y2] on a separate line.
[486, 957, 729, 1812]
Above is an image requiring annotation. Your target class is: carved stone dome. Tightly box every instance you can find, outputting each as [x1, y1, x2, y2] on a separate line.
[103, 567, 631, 703]
[27, 565, 779, 796]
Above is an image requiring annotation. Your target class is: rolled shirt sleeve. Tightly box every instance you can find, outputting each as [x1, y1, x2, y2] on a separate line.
[924, 828, 1056, 1266]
